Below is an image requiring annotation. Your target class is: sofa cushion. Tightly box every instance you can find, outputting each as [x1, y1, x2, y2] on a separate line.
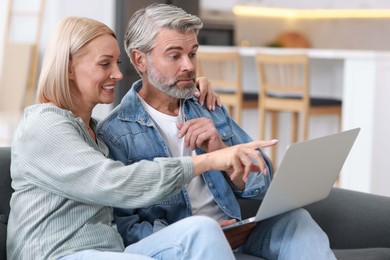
[0, 146, 12, 260]
[334, 248, 390, 260]
[305, 188, 390, 249]
[235, 248, 390, 260]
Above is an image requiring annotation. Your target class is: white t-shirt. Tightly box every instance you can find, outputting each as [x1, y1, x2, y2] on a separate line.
[139, 96, 227, 220]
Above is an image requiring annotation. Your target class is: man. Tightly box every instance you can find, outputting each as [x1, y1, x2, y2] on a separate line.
[97, 3, 336, 260]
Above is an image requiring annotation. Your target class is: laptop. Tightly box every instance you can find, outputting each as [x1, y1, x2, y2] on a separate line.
[223, 128, 360, 231]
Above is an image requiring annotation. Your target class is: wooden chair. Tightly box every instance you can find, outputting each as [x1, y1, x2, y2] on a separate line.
[197, 51, 258, 126]
[255, 53, 342, 165]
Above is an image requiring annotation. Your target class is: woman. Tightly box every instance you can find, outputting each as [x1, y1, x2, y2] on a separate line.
[7, 17, 269, 260]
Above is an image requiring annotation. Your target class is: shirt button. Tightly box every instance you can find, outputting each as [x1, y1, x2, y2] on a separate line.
[255, 189, 260, 193]
[208, 182, 213, 187]
[222, 205, 227, 209]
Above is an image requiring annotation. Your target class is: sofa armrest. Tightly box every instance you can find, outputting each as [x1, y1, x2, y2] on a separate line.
[304, 188, 390, 249]
[0, 146, 12, 260]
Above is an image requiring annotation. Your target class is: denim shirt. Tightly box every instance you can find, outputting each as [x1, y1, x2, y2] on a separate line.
[97, 79, 273, 246]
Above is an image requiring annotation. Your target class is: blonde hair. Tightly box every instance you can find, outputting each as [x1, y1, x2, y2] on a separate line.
[37, 16, 116, 110]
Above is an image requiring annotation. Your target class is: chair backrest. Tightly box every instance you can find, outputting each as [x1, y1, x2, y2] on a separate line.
[0, 146, 12, 260]
[197, 51, 243, 98]
[255, 53, 310, 110]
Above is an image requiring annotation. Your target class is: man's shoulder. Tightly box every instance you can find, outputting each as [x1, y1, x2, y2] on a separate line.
[184, 98, 226, 116]
[97, 105, 123, 134]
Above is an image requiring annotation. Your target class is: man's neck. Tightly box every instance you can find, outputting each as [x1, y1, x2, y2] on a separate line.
[138, 83, 181, 116]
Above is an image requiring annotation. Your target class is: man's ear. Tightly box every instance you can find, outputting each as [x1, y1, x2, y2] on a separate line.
[131, 50, 147, 73]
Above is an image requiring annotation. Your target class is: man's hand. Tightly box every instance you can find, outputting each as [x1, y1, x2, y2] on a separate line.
[195, 77, 221, 111]
[219, 219, 256, 250]
[177, 118, 227, 152]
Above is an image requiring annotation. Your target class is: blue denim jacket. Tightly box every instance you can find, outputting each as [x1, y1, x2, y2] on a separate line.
[97, 80, 273, 246]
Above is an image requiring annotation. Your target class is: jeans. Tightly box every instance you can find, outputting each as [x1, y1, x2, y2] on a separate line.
[59, 216, 235, 260]
[237, 208, 336, 260]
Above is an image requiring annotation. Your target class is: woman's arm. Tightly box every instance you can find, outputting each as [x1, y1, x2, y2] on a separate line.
[17, 107, 193, 208]
[17, 106, 265, 209]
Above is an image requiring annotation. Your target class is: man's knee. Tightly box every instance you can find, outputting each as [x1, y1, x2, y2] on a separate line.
[288, 208, 312, 222]
[278, 208, 320, 233]
[180, 216, 220, 231]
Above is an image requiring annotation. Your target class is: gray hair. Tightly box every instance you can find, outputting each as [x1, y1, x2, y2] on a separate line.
[124, 3, 203, 67]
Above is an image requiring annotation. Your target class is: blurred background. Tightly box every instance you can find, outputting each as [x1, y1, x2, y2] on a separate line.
[1, 0, 390, 197]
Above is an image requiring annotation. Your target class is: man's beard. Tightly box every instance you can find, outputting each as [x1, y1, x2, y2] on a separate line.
[147, 58, 197, 99]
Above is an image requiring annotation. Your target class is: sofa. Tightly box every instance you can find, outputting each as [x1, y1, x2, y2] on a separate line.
[1, 145, 390, 259]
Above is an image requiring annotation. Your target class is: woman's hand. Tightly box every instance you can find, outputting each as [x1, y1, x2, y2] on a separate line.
[192, 140, 278, 182]
[194, 77, 221, 111]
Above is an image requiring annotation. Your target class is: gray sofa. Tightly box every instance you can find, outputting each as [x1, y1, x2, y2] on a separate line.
[1, 146, 390, 259]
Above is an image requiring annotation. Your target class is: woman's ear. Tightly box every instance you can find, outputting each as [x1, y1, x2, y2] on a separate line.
[68, 61, 75, 80]
[131, 50, 147, 73]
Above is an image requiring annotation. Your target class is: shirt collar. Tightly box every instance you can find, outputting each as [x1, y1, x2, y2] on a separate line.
[117, 79, 149, 123]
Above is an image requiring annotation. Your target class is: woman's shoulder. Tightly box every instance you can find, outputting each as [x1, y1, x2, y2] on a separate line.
[25, 103, 70, 116]
[21, 103, 78, 134]
[24, 103, 74, 123]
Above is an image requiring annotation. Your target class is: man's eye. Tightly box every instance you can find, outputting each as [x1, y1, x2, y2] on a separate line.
[100, 63, 109, 67]
[170, 55, 179, 60]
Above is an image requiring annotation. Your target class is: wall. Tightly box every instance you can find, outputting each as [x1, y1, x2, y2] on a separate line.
[4, 1, 390, 100]
[0, 0, 9, 76]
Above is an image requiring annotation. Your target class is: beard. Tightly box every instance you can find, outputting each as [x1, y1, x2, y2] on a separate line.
[146, 56, 197, 99]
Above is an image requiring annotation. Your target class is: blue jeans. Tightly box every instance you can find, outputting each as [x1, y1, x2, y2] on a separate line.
[237, 208, 336, 260]
[60, 216, 235, 260]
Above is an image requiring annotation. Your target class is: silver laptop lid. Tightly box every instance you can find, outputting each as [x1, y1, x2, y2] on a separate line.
[255, 128, 360, 221]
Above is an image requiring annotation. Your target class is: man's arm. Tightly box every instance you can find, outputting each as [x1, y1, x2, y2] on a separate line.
[114, 207, 168, 246]
[220, 108, 275, 198]
[177, 114, 276, 190]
